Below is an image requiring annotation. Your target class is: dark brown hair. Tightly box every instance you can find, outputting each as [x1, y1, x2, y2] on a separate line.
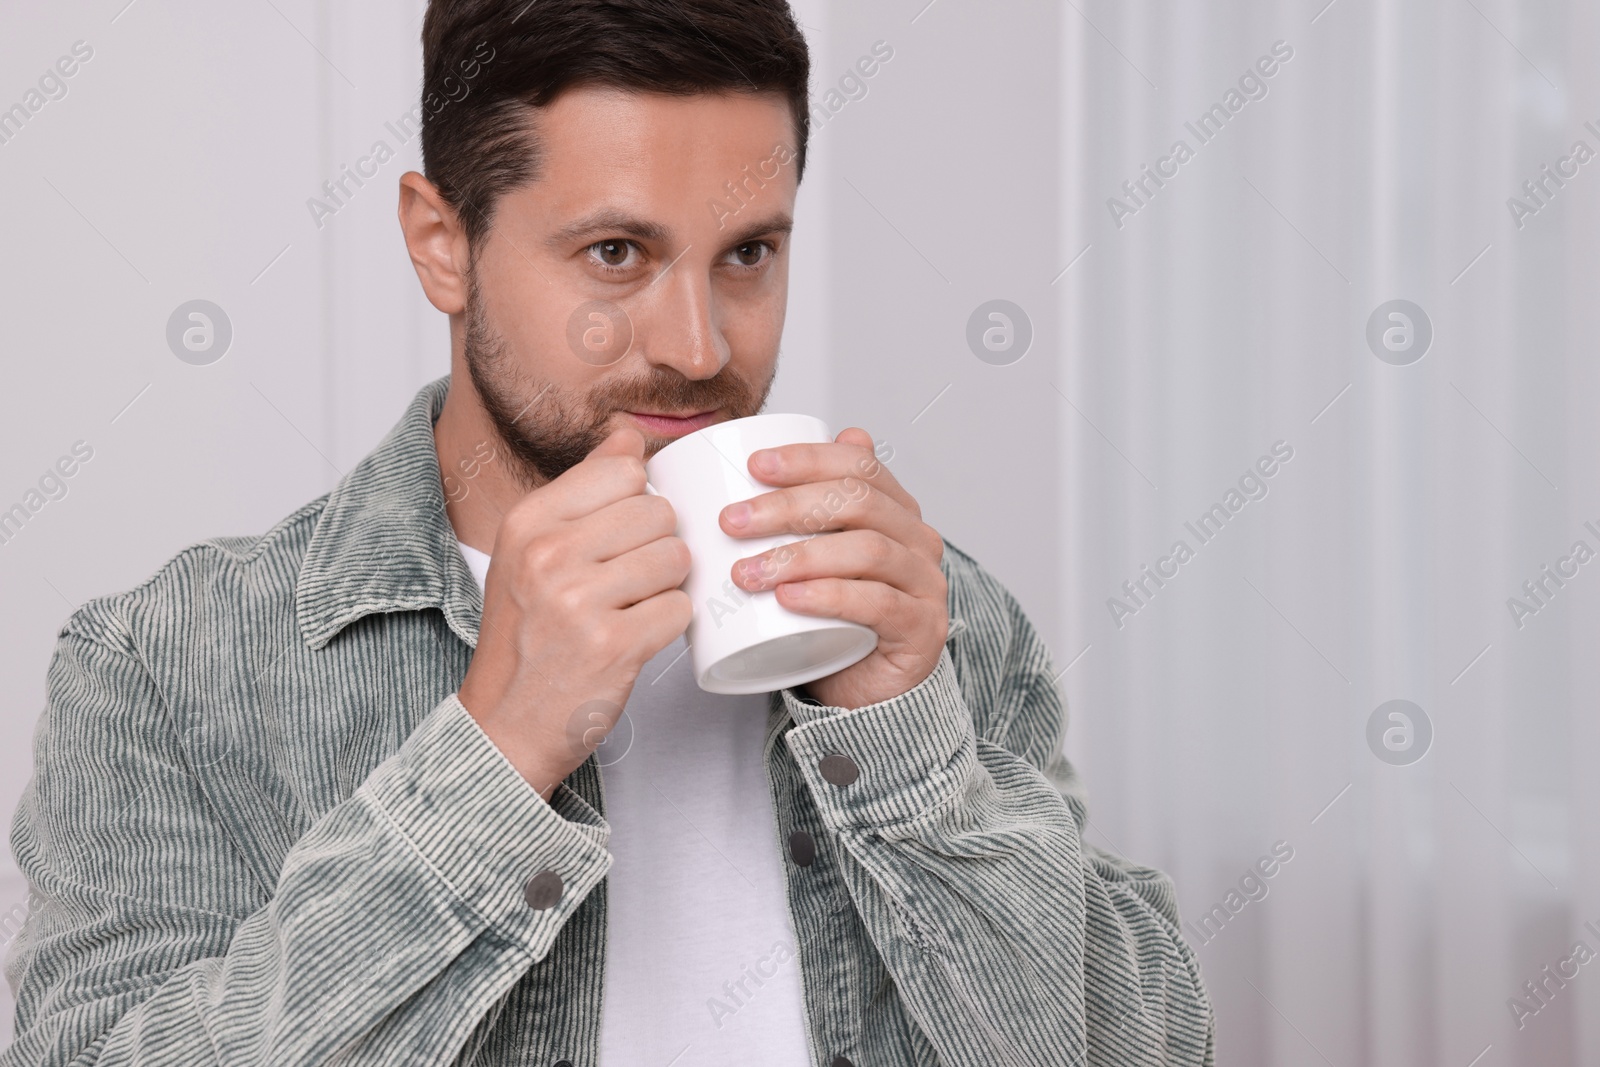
[420, 0, 811, 249]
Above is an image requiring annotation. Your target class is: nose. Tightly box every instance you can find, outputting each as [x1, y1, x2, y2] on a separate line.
[635, 258, 730, 380]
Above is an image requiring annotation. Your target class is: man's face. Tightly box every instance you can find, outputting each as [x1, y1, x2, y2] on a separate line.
[460, 85, 799, 487]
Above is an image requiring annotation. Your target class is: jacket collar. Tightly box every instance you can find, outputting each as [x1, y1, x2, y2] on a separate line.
[296, 374, 485, 651]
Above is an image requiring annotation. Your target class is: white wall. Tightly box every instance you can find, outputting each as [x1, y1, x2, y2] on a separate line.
[0, 0, 443, 1043]
[3, 2, 1598, 1064]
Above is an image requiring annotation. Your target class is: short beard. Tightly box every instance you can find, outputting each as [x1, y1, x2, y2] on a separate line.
[461, 268, 774, 491]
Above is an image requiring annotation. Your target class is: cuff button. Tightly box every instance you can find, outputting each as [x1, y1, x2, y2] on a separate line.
[523, 869, 564, 910]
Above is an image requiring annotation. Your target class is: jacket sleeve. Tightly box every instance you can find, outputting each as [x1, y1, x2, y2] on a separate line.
[2, 613, 612, 1066]
[777, 543, 1216, 1067]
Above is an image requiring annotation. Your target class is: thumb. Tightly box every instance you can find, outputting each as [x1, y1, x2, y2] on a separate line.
[585, 421, 647, 463]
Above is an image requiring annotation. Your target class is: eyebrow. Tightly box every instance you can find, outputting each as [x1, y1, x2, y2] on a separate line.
[546, 209, 670, 249]
[545, 208, 794, 251]
[724, 211, 794, 247]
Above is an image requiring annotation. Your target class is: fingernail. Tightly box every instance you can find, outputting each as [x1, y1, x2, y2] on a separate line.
[751, 450, 778, 475]
[725, 502, 751, 528]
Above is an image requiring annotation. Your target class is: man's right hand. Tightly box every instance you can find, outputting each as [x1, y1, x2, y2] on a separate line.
[456, 424, 692, 801]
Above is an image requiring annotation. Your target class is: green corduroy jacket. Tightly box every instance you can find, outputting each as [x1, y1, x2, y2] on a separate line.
[4, 375, 1215, 1066]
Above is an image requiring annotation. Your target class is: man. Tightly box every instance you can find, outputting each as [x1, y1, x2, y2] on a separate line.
[3, 0, 1215, 1063]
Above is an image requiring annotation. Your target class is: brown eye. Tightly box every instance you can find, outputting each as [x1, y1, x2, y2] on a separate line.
[594, 240, 631, 267]
[730, 242, 770, 268]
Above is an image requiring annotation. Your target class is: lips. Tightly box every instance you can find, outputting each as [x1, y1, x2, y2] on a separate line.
[624, 410, 719, 437]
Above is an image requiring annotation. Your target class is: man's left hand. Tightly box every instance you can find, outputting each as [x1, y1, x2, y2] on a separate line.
[719, 427, 948, 710]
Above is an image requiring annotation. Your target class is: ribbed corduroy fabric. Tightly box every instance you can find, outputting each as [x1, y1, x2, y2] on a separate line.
[3, 375, 1215, 1066]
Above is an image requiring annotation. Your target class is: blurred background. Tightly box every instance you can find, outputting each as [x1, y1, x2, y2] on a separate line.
[3, 0, 1598, 1063]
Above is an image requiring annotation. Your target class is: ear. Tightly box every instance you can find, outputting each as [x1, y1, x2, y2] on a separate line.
[398, 170, 472, 314]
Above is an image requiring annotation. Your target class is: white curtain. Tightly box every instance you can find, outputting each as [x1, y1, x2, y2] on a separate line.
[1059, 1, 1600, 1064]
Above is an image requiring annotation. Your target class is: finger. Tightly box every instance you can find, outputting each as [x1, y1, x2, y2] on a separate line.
[771, 577, 945, 664]
[587, 423, 648, 462]
[721, 478, 940, 562]
[571, 492, 680, 563]
[746, 432, 917, 515]
[519, 428, 649, 523]
[594, 535, 693, 610]
[616, 586, 694, 662]
[732, 528, 943, 601]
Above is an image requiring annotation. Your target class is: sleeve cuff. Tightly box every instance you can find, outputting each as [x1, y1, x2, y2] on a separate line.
[779, 644, 978, 831]
[361, 693, 613, 960]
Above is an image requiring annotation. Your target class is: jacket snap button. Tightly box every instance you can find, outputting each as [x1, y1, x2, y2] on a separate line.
[788, 829, 816, 867]
[818, 753, 859, 787]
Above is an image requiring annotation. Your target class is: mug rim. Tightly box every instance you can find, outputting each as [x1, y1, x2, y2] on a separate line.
[644, 411, 831, 474]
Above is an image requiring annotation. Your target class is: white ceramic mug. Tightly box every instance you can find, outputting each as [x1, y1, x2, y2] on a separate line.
[644, 413, 878, 695]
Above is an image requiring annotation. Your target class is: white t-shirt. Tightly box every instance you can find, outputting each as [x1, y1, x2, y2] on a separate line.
[456, 542, 813, 1065]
